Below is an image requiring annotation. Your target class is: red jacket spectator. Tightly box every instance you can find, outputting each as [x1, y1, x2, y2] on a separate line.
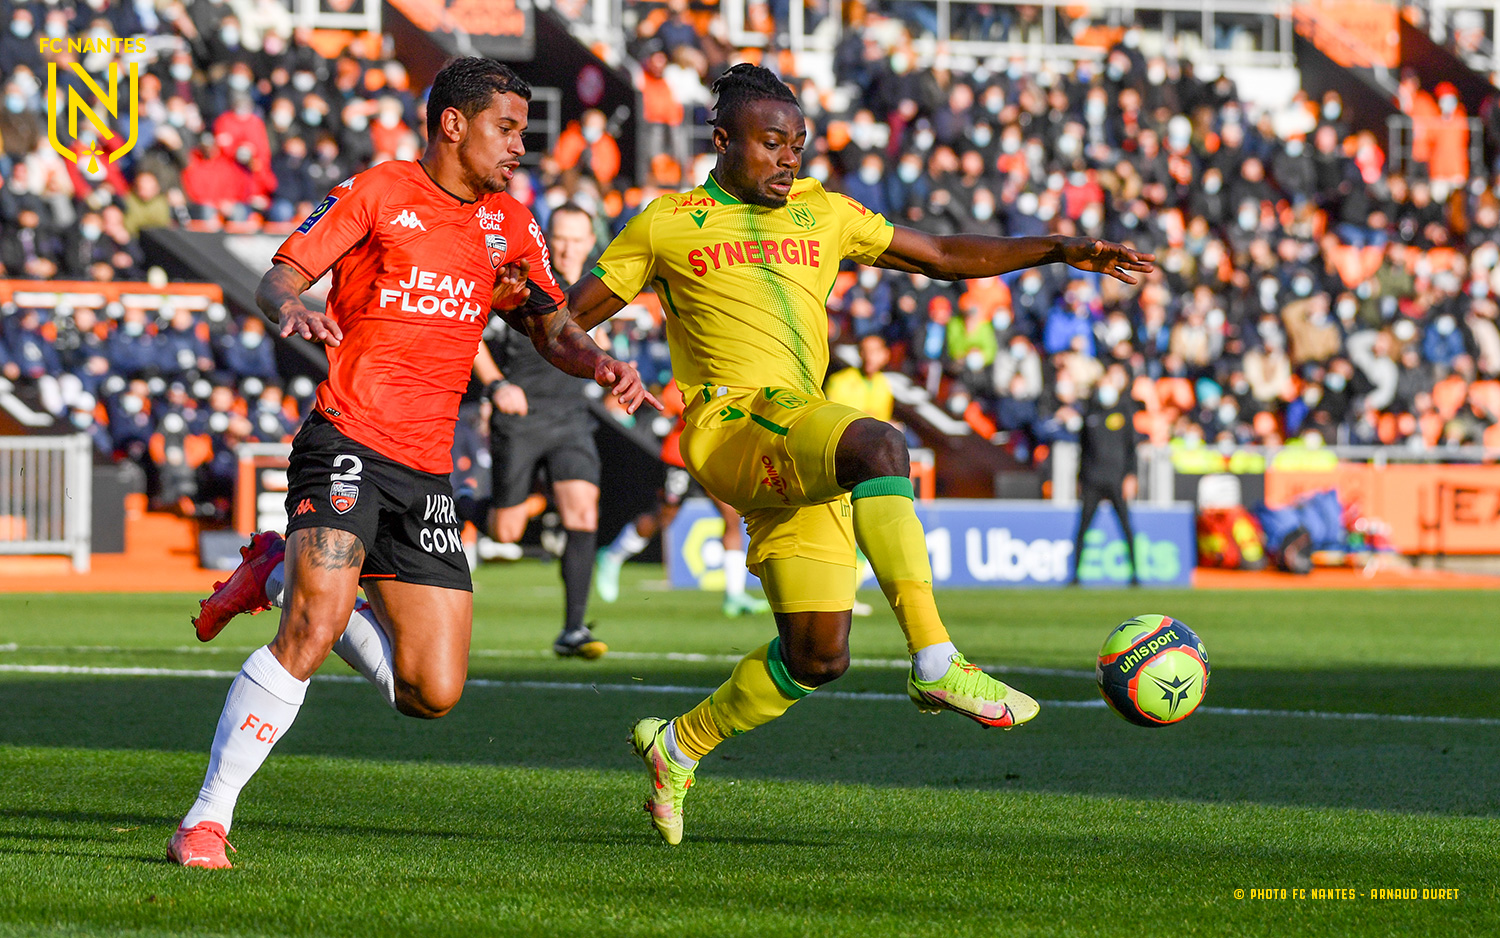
[181, 138, 254, 208]
[554, 110, 621, 185]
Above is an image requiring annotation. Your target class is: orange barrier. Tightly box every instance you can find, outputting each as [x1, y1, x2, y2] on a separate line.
[1266, 463, 1500, 554]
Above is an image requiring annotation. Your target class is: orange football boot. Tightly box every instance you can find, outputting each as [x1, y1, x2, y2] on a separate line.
[192, 531, 286, 642]
[166, 821, 236, 869]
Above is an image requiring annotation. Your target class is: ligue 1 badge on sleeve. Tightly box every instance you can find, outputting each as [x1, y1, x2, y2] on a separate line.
[330, 481, 359, 514]
[486, 234, 509, 269]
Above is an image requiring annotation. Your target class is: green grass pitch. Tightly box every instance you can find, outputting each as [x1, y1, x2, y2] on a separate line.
[0, 566, 1496, 937]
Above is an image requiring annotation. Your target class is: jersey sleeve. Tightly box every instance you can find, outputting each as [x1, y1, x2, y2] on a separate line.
[272, 178, 374, 282]
[507, 206, 565, 317]
[590, 200, 658, 302]
[831, 191, 895, 265]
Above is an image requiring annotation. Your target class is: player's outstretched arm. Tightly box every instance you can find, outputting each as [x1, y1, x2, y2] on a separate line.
[564, 274, 630, 333]
[498, 297, 662, 415]
[256, 262, 344, 346]
[875, 228, 1155, 285]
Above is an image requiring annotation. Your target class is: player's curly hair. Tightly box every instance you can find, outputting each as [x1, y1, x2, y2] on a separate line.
[709, 63, 799, 131]
[427, 57, 532, 141]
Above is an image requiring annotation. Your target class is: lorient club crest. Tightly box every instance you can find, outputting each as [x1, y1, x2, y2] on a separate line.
[330, 481, 359, 514]
[486, 234, 509, 269]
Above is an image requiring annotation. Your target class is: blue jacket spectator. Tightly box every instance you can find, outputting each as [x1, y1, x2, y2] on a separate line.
[158, 309, 214, 377]
[219, 318, 279, 381]
[1422, 314, 1467, 368]
[108, 309, 163, 377]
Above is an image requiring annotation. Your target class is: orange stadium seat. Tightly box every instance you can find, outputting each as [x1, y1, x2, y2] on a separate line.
[1432, 375, 1469, 419]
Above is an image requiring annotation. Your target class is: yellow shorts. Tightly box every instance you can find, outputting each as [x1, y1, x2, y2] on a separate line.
[679, 385, 865, 572]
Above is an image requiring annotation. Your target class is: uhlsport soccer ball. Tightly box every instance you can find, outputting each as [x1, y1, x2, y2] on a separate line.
[1096, 615, 1209, 727]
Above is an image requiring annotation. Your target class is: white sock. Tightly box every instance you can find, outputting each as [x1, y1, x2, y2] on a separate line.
[608, 523, 650, 561]
[332, 599, 397, 710]
[663, 721, 697, 769]
[182, 645, 308, 833]
[723, 548, 748, 599]
[913, 641, 959, 682]
[264, 560, 286, 608]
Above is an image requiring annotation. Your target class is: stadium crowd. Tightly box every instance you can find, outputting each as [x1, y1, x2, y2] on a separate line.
[4, 0, 1500, 518]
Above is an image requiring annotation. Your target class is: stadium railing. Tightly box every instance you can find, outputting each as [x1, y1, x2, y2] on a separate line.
[720, 0, 1296, 66]
[0, 434, 93, 572]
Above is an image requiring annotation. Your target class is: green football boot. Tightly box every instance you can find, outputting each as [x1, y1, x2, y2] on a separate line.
[721, 593, 770, 618]
[629, 717, 697, 845]
[908, 653, 1040, 728]
[594, 548, 623, 603]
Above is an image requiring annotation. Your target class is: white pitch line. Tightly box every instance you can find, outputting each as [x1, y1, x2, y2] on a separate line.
[2, 663, 1497, 728]
[0, 644, 1095, 679]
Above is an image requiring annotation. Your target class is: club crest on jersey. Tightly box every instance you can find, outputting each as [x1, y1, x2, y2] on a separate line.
[296, 195, 337, 234]
[787, 203, 816, 230]
[330, 481, 359, 514]
[486, 234, 509, 269]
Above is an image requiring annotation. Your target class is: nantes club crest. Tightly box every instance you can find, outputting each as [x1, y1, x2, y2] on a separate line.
[330, 481, 359, 514]
[486, 234, 509, 269]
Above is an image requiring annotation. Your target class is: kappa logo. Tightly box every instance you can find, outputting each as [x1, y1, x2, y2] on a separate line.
[330, 481, 359, 514]
[293, 498, 316, 517]
[486, 233, 509, 269]
[390, 209, 427, 231]
[335, 176, 355, 190]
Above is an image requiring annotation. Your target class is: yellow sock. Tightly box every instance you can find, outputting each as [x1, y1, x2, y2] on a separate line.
[672, 640, 812, 761]
[851, 477, 951, 655]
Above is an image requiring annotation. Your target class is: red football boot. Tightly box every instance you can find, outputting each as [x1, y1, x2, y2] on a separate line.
[166, 821, 236, 869]
[192, 531, 286, 642]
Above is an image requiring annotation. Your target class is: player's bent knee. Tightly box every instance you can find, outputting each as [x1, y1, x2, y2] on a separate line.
[837, 418, 909, 485]
[393, 677, 464, 719]
[784, 648, 849, 688]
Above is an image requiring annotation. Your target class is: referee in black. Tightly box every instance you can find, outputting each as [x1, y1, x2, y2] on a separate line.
[474, 202, 608, 657]
[1070, 365, 1140, 586]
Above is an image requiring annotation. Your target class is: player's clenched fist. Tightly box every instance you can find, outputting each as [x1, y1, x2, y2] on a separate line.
[491, 259, 532, 311]
[594, 358, 662, 414]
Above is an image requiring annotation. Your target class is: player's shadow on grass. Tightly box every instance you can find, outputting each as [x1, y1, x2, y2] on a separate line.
[1, 674, 1496, 817]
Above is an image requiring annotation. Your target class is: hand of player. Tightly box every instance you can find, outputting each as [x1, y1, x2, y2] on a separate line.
[594, 357, 663, 415]
[1123, 473, 1138, 501]
[493, 383, 528, 415]
[1062, 238, 1156, 285]
[491, 259, 532, 312]
[280, 304, 343, 347]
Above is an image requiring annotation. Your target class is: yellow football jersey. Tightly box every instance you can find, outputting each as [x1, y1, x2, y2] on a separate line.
[590, 175, 894, 396]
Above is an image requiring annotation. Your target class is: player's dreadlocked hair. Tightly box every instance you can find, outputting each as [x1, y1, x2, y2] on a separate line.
[709, 63, 799, 130]
[427, 57, 532, 141]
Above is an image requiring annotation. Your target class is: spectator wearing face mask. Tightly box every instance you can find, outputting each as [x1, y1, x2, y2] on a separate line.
[1044, 279, 1100, 356]
[1427, 82, 1470, 189]
[1423, 310, 1469, 368]
[554, 109, 621, 186]
[62, 212, 113, 278]
[269, 135, 317, 223]
[1283, 292, 1343, 365]
[219, 317, 278, 382]
[108, 308, 161, 379]
[840, 152, 892, 218]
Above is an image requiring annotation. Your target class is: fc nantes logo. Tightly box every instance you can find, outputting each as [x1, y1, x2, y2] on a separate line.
[787, 203, 816, 230]
[43, 39, 145, 173]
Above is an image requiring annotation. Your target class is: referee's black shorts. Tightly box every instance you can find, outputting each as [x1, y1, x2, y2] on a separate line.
[284, 413, 472, 592]
[489, 406, 600, 509]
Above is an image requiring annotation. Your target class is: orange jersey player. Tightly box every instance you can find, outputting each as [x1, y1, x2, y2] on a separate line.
[168, 57, 658, 869]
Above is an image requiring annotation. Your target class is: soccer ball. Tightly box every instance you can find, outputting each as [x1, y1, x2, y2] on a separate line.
[1096, 615, 1209, 727]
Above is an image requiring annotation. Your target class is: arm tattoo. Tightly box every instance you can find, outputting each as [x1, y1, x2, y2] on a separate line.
[301, 527, 366, 570]
[517, 305, 611, 380]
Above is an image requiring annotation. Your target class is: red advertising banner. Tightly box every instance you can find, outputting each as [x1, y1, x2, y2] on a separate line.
[1266, 463, 1500, 554]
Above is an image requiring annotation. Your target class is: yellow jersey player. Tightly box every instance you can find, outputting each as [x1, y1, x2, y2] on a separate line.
[562, 64, 1154, 845]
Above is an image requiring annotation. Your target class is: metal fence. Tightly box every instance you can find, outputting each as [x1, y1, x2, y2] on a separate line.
[0, 435, 93, 572]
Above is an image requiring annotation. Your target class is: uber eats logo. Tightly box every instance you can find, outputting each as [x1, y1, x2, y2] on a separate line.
[41, 36, 146, 172]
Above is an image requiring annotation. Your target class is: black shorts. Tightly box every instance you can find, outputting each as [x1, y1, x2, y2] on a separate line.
[489, 407, 600, 508]
[284, 414, 472, 592]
